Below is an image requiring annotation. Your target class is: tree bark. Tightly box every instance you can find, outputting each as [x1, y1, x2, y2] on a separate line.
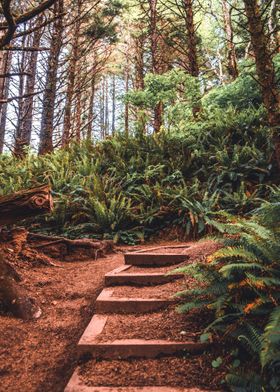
[62, 0, 81, 147]
[0, 185, 53, 226]
[39, 0, 64, 155]
[222, 0, 238, 79]
[243, 0, 280, 168]
[183, 0, 199, 78]
[149, 0, 162, 133]
[268, 0, 280, 53]
[111, 74, 116, 135]
[124, 63, 129, 136]
[14, 19, 43, 158]
[87, 74, 96, 140]
[0, 50, 11, 153]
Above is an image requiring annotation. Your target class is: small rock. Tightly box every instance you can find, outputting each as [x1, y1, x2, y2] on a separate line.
[180, 330, 187, 335]
[52, 301, 58, 305]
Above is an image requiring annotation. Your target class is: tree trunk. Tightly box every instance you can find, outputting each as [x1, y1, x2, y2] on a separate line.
[14, 20, 43, 158]
[222, 0, 238, 80]
[184, 0, 199, 78]
[149, 0, 163, 132]
[0, 185, 53, 226]
[183, 0, 201, 117]
[87, 74, 96, 140]
[39, 0, 63, 155]
[243, 0, 280, 168]
[0, 50, 11, 153]
[124, 63, 129, 136]
[111, 74, 116, 135]
[134, 33, 145, 90]
[62, 0, 81, 147]
[268, 0, 280, 53]
[100, 77, 105, 139]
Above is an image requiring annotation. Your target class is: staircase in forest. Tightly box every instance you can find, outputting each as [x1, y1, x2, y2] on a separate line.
[64, 250, 216, 392]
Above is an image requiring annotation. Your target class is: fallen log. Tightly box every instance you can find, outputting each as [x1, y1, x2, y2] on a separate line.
[0, 184, 53, 226]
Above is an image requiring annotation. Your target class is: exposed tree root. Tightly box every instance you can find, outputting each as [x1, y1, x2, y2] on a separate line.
[28, 232, 115, 261]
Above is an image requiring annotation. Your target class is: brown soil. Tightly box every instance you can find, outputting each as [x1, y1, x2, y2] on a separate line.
[127, 265, 177, 273]
[0, 239, 222, 392]
[0, 252, 122, 392]
[112, 277, 194, 299]
[79, 354, 227, 390]
[129, 240, 220, 258]
[127, 240, 221, 273]
[96, 306, 212, 342]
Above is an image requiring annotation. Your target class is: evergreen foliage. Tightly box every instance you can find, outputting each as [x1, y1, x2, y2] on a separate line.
[176, 203, 280, 390]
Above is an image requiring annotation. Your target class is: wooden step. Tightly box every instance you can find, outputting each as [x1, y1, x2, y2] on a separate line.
[105, 265, 183, 286]
[95, 289, 174, 314]
[65, 369, 212, 392]
[78, 315, 208, 358]
[124, 253, 188, 266]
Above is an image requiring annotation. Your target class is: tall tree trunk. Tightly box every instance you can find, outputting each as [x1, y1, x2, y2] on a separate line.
[87, 74, 96, 140]
[222, 0, 238, 79]
[14, 35, 28, 156]
[62, 0, 81, 147]
[39, 0, 63, 155]
[124, 63, 129, 136]
[183, 0, 199, 78]
[133, 32, 146, 134]
[149, 0, 163, 132]
[0, 51, 11, 153]
[74, 78, 82, 142]
[134, 34, 145, 90]
[243, 0, 280, 168]
[183, 0, 201, 117]
[14, 20, 43, 158]
[100, 76, 105, 139]
[104, 77, 109, 137]
[111, 74, 116, 135]
[268, 0, 280, 53]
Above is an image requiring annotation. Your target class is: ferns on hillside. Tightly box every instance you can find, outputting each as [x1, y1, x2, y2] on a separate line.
[177, 204, 280, 390]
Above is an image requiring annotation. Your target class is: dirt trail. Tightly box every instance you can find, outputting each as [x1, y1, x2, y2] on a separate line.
[0, 240, 223, 392]
[0, 252, 122, 392]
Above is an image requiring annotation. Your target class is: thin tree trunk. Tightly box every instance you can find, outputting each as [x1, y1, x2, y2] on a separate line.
[100, 77, 105, 139]
[111, 74, 116, 135]
[124, 63, 129, 136]
[39, 0, 63, 155]
[149, 0, 163, 133]
[268, 0, 280, 53]
[62, 0, 81, 146]
[243, 0, 280, 168]
[184, 0, 199, 77]
[14, 35, 28, 156]
[87, 74, 95, 140]
[0, 51, 11, 153]
[14, 20, 43, 157]
[134, 34, 145, 90]
[105, 77, 109, 137]
[221, 0, 238, 79]
[183, 0, 201, 116]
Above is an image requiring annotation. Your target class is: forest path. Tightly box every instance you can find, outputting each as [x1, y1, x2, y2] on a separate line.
[64, 241, 225, 392]
[0, 250, 123, 392]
